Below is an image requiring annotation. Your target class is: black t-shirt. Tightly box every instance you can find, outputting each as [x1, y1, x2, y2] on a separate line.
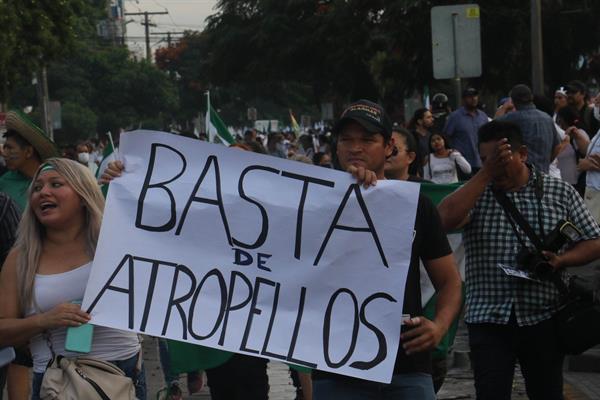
[576, 105, 599, 139]
[313, 193, 452, 381]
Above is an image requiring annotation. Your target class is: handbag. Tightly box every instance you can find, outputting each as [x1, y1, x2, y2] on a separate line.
[492, 175, 600, 355]
[40, 355, 136, 400]
[553, 275, 600, 355]
[39, 331, 137, 400]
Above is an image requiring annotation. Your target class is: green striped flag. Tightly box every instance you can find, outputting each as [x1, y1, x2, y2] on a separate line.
[206, 104, 235, 145]
[289, 109, 301, 135]
[96, 139, 117, 197]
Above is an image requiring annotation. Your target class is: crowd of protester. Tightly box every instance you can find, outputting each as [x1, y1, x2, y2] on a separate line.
[0, 78, 599, 400]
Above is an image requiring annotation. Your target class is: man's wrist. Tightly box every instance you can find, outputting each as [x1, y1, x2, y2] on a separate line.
[552, 254, 567, 270]
[431, 318, 448, 337]
[477, 166, 493, 183]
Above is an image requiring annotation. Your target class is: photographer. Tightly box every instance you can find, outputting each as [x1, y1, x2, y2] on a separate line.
[438, 120, 600, 400]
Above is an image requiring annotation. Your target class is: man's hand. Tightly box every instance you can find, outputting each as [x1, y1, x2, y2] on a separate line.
[98, 160, 125, 185]
[541, 251, 564, 271]
[577, 156, 600, 172]
[347, 165, 377, 188]
[565, 126, 579, 138]
[481, 138, 512, 179]
[494, 100, 515, 118]
[400, 317, 444, 355]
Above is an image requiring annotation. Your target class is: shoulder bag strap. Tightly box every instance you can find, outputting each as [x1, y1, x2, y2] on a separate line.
[492, 189, 545, 250]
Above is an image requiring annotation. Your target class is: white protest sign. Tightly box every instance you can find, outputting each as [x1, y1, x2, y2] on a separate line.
[82, 131, 419, 383]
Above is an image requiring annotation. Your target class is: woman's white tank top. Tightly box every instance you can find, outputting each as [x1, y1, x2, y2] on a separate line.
[27, 263, 140, 373]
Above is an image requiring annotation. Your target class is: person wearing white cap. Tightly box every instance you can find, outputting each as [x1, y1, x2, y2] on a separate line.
[553, 87, 568, 119]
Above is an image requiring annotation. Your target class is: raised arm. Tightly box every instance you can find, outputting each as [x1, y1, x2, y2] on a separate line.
[98, 160, 125, 185]
[438, 139, 511, 231]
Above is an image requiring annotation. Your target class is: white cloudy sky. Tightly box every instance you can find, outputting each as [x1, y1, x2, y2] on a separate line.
[123, 0, 218, 58]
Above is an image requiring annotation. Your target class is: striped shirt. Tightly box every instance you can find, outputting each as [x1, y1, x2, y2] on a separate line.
[0, 192, 20, 268]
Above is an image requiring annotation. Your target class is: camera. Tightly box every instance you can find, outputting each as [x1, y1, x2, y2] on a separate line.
[516, 220, 583, 276]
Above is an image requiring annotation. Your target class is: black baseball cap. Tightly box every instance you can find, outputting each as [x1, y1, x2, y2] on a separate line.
[462, 87, 479, 97]
[332, 99, 392, 139]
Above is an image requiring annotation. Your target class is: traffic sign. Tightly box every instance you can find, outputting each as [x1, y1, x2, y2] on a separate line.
[431, 4, 482, 79]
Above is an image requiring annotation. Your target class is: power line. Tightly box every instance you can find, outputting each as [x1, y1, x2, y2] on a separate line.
[125, 10, 169, 60]
[150, 0, 180, 28]
[150, 31, 185, 47]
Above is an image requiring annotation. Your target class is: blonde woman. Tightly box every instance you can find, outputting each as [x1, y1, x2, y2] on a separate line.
[0, 158, 146, 400]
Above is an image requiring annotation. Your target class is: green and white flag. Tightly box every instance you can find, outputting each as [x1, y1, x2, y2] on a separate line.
[96, 133, 118, 197]
[205, 93, 235, 145]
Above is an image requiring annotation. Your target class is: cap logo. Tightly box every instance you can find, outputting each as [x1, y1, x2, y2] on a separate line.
[342, 104, 382, 123]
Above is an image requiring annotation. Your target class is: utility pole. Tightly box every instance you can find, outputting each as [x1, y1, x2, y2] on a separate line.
[124, 11, 168, 60]
[531, 0, 544, 95]
[150, 31, 184, 47]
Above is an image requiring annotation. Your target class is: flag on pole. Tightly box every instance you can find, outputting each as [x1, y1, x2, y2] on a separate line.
[205, 92, 235, 145]
[96, 132, 118, 197]
[289, 109, 301, 135]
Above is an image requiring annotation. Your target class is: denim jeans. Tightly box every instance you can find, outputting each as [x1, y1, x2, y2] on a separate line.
[31, 352, 146, 400]
[313, 373, 436, 400]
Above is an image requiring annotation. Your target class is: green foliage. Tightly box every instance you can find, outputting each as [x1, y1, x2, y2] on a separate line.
[60, 102, 98, 145]
[159, 0, 600, 117]
[3, 0, 179, 141]
[0, 0, 106, 101]
[47, 45, 178, 138]
[9, 41, 179, 141]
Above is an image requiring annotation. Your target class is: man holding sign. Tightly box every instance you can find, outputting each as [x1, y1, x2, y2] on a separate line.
[97, 100, 460, 398]
[311, 100, 461, 399]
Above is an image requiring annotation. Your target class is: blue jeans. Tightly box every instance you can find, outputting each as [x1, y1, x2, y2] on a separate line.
[31, 352, 146, 400]
[313, 373, 436, 400]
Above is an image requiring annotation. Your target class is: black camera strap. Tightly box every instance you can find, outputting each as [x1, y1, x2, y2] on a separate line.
[493, 189, 545, 250]
[492, 171, 570, 296]
[492, 170, 546, 252]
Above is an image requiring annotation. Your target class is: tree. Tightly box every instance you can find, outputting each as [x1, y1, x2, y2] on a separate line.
[9, 42, 179, 142]
[159, 0, 600, 118]
[0, 0, 106, 102]
[60, 102, 98, 145]
[155, 32, 318, 125]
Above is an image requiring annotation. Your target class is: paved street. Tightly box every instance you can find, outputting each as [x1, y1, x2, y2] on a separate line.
[2, 333, 598, 399]
[141, 328, 600, 400]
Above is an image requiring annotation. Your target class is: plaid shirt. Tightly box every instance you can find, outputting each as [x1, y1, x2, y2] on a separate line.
[464, 167, 600, 326]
